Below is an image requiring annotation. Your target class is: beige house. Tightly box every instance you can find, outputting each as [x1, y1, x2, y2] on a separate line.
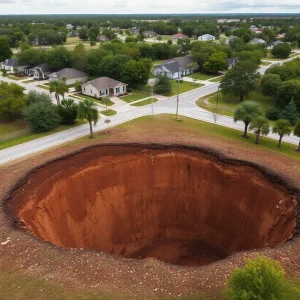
[81, 77, 127, 98]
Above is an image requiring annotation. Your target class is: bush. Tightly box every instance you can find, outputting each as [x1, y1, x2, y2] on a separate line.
[24, 101, 61, 133]
[154, 76, 172, 95]
[127, 87, 132, 93]
[90, 41, 96, 46]
[272, 43, 292, 58]
[265, 107, 280, 121]
[225, 255, 300, 300]
[57, 99, 78, 125]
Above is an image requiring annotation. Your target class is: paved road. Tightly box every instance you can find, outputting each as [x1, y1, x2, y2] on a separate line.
[1, 56, 300, 164]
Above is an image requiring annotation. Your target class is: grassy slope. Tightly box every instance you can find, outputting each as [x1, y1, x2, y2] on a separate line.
[0, 121, 28, 136]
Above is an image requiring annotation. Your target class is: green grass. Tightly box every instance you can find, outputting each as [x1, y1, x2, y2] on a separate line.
[100, 109, 117, 116]
[167, 81, 204, 96]
[197, 92, 274, 118]
[37, 85, 50, 90]
[187, 72, 218, 81]
[120, 90, 150, 103]
[0, 120, 86, 150]
[0, 269, 127, 300]
[131, 98, 158, 106]
[260, 61, 272, 66]
[6, 75, 28, 81]
[209, 76, 224, 82]
[74, 94, 114, 106]
[0, 120, 28, 136]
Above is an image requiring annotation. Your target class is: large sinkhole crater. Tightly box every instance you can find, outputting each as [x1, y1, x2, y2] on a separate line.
[8, 145, 297, 266]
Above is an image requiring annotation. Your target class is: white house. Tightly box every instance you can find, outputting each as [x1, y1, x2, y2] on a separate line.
[249, 38, 266, 45]
[33, 63, 51, 80]
[153, 56, 194, 80]
[49, 68, 88, 85]
[198, 34, 216, 41]
[0, 58, 28, 73]
[81, 77, 127, 99]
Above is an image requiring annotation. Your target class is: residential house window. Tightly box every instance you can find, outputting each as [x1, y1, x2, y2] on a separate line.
[90, 89, 92, 93]
[123, 87, 125, 91]
[106, 89, 108, 94]
[116, 88, 120, 93]
[84, 87, 85, 91]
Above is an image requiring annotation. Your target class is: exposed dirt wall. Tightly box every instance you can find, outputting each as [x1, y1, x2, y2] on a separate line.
[7, 145, 297, 266]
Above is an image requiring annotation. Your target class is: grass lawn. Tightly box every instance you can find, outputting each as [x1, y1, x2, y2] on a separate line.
[0, 120, 28, 136]
[7, 75, 28, 81]
[64, 36, 81, 45]
[168, 81, 204, 96]
[120, 90, 150, 103]
[0, 120, 86, 150]
[209, 76, 224, 82]
[131, 98, 158, 106]
[37, 85, 50, 90]
[100, 109, 117, 116]
[187, 72, 218, 81]
[260, 61, 272, 66]
[74, 94, 114, 106]
[22, 79, 35, 83]
[197, 92, 274, 118]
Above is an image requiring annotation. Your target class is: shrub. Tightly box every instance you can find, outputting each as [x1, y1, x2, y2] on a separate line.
[154, 76, 172, 95]
[57, 99, 78, 124]
[90, 41, 96, 46]
[265, 107, 280, 121]
[127, 87, 132, 93]
[225, 255, 300, 300]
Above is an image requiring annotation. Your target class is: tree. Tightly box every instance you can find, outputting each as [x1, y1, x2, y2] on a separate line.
[121, 60, 149, 88]
[220, 61, 260, 102]
[234, 101, 262, 138]
[45, 47, 72, 71]
[57, 99, 78, 124]
[157, 36, 162, 41]
[27, 90, 52, 105]
[88, 27, 100, 41]
[79, 27, 88, 40]
[72, 43, 87, 71]
[225, 255, 300, 300]
[249, 116, 270, 144]
[276, 80, 300, 111]
[101, 97, 111, 111]
[265, 107, 280, 121]
[280, 99, 298, 126]
[154, 76, 172, 95]
[0, 82, 27, 121]
[74, 80, 82, 92]
[49, 80, 67, 105]
[272, 43, 292, 58]
[18, 48, 46, 65]
[85, 48, 110, 77]
[24, 100, 60, 133]
[291, 41, 298, 52]
[203, 52, 227, 74]
[77, 99, 99, 138]
[0, 37, 13, 62]
[273, 119, 292, 148]
[294, 120, 300, 151]
[260, 74, 282, 101]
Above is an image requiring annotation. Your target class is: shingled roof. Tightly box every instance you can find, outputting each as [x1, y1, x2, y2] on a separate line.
[84, 77, 127, 91]
[155, 56, 193, 74]
[50, 68, 87, 80]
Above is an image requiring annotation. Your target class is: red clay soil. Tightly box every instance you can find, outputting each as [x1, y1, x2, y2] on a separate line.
[7, 146, 297, 267]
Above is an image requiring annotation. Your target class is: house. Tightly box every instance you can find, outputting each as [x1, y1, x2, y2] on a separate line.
[143, 31, 157, 38]
[250, 25, 259, 33]
[49, 68, 88, 85]
[66, 24, 74, 30]
[198, 34, 216, 41]
[97, 35, 109, 42]
[131, 27, 140, 35]
[111, 27, 120, 32]
[81, 77, 127, 98]
[249, 38, 266, 45]
[227, 58, 239, 69]
[171, 33, 188, 40]
[268, 40, 284, 49]
[276, 33, 285, 39]
[153, 56, 194, 80]
[0, 58, 28, 73]
[33, 63, 51, 80]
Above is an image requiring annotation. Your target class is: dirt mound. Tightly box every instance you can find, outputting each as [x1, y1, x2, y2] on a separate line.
[8, 145, 297, 266]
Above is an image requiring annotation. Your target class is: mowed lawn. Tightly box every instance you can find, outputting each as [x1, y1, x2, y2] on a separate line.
[168, 80, 204, 96]
[0, 120, 28, 136]
[120, 90, 150, 103]
[197, 92, 274, 118]
[131, 98, 158, 106]
[187, 72, 219, 81]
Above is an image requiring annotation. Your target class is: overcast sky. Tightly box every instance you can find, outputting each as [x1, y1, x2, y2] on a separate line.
[0, 0, 300, 14]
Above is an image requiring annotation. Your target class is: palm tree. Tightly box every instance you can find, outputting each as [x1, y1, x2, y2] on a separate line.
[77, 99, 99, 138]
[49, 80, 61, 105]
[293, 120, 300, 151]
[249, 116, 270, 144]
[272, 119, 292, 148]
[234, 101, 262, 138]
[58, 80, 68, 100]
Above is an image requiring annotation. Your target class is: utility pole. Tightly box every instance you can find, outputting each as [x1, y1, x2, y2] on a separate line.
[175, 65, 180, 120]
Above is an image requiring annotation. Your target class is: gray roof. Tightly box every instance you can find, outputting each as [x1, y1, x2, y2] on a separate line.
[85, 77, 127, 91]
[155, 56, 193, 74]
[50, 68, 87, 80]
[3, 58, 22, 67]
[34, 62, 51, 73]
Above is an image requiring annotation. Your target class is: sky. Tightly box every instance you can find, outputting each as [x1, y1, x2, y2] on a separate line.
[0, 0, 300, 14]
